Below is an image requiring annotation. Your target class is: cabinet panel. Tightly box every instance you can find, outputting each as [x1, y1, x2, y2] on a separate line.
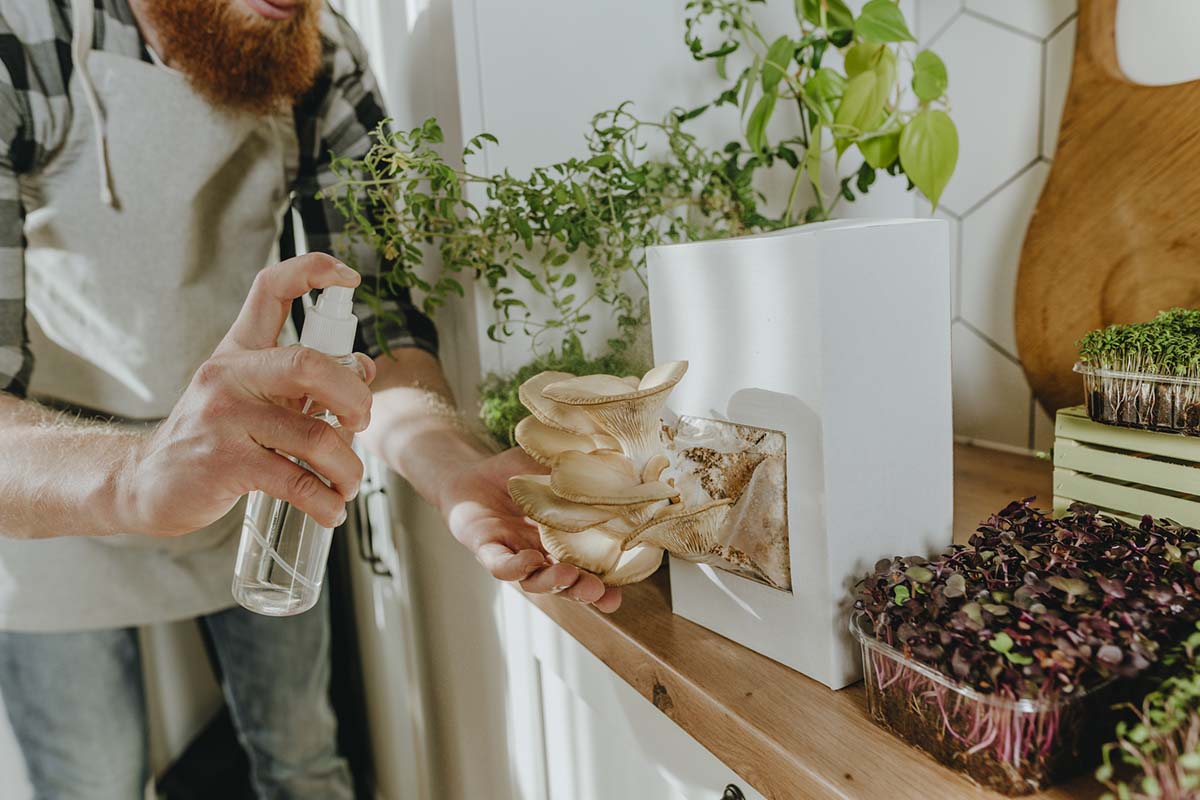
[503, 588, 767, 800]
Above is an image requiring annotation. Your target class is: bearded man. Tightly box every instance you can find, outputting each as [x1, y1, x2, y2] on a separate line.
[0, 1, 621, 798]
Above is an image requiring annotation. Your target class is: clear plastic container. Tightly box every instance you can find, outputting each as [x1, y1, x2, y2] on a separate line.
[1075, 362, 1200, 435]
[231, 356, 359, 616]
[851, 612, 1122, 796]
[232, 286, 361, 617]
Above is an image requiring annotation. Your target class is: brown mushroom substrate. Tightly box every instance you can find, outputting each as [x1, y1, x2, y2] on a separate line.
[671, 417, 791, 591]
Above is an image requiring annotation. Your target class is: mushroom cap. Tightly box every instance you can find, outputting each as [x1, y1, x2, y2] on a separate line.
[518, 371, 601, 434]
[541, 361, 688, 406]
[537, 524, 624, 575]
[514, 416, 595, 467]
[603, 545, 666, 586]
[622, 499, 734, 557]
[550, 450, 678, 506]
[640, 453, 670, 483]
[537, 524, 664, 586]
[508, 475, 621, 533]
[540, 362, 687, 472]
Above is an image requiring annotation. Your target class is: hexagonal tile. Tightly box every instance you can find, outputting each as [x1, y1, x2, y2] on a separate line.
[952, 321, 1032, 448]
[965, 0, 1076, 39]
[934, 14, 1043, 214]
[916, 0, 961, 44]
[960, 161, 1049, 356]
[1042, 18, 1076, 158]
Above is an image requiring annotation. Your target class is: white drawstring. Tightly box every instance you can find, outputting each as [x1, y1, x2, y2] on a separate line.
[71, 0, 115, 207]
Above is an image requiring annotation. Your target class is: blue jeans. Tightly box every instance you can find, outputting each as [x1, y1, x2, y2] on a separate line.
[0, 591, 352, 800]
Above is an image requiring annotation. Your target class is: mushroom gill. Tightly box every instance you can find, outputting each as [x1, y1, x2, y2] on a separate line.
[541, 361, 688, 471]
[622, 499, 734, 558]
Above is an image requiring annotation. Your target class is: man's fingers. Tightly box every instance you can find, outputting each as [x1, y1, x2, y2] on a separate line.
[354, 353, 377, 385]
[520, 562, 583, 595]
[563, 572, 606, 604]
[252, 452, 350, 529]
[219, 254, 360, 354]
[247, 406, 364, 501]
[476, 543, 546, 581]
[233, 347, 373, 432]
[592, 587, 622, 613]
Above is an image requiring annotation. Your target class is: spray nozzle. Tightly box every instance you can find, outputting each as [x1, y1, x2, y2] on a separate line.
[315, 285, 355, 318]
[300, 286, 360, 356]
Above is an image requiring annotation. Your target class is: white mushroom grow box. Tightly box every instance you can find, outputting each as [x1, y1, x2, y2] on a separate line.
[646, 218, 954, 689]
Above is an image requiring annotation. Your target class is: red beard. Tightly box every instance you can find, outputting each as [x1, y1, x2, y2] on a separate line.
[139, 0, 323, 115]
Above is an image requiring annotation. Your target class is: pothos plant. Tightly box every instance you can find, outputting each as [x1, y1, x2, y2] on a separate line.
[682, 0, 959, 217]
[322, 108, 759, 443]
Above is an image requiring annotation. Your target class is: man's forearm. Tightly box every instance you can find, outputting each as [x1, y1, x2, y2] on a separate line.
[0, 393, 138, 539]
[362, 349, 492, 511]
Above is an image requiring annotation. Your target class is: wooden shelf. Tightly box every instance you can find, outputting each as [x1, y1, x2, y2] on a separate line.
[523, 444, 1103, 800]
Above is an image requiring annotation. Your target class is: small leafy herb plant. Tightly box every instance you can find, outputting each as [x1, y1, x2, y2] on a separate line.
[1077, 308, 1200, 435]
[1097, 622, 1200, 800]
[855, 501, 1200, 795]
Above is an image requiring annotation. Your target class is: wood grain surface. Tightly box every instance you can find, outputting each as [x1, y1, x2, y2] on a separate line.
[1015, 0, 1200, 414]
[525, 444, 1106, 799]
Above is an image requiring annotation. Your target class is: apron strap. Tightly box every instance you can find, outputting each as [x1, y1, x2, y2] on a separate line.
[70, 0, 116, 208]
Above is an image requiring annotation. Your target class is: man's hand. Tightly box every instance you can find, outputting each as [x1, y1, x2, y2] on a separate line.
[434, 446, 622, 613]
[115, 254, 376, 536]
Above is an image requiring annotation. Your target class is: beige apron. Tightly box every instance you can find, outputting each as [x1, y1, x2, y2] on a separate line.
[0, 0, 299, 631]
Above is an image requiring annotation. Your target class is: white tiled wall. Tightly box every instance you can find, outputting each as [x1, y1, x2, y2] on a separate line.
[915, 1, 1078, 452]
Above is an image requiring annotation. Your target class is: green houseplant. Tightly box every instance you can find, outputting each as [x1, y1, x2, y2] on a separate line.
[322, 108, 756, 444]
[681, 0, 959, 217]
[325, 0, 957, 446]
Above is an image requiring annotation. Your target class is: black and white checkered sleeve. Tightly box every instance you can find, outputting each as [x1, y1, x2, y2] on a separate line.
[0, 3, 70, 396]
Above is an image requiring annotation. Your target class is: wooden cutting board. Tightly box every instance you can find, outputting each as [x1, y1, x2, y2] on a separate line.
[1015, 0, 1200, 414]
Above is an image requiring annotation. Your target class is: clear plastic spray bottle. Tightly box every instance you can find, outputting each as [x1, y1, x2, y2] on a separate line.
[232, 286, 362, 616]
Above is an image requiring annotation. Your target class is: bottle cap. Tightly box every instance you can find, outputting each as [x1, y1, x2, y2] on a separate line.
[300, 286, 359, 356]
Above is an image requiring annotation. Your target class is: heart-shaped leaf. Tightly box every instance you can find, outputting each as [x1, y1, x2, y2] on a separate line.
[912, 49, 948, 101]
[898, 109, 957, 209]
[855, 0, 915, 43]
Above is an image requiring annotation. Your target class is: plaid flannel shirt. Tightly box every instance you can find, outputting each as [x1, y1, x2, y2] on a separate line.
[0, 0, 437, 398]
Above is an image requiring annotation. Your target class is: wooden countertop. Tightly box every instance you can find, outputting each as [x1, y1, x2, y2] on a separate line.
[524, 444, 1104, 800]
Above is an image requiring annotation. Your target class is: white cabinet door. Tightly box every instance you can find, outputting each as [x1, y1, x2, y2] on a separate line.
[501, 588, 767, 800]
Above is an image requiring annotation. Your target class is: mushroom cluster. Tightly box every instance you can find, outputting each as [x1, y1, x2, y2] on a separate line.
[508, 361, 733, 586]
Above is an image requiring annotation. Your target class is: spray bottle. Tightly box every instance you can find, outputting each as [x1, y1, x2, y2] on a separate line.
[232, 286, 363, 616]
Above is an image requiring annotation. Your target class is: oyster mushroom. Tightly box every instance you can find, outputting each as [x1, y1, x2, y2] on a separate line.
[623, 499, 734, 558]
[541, 361, 689, 471]
[537, 524, 664, 586]
[549, 450, 678, 506]
[518, 371, 602, 435]
[514, 416, 595, 467]
[508, 475, 621, 532]
[508, 360, 739, 588]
